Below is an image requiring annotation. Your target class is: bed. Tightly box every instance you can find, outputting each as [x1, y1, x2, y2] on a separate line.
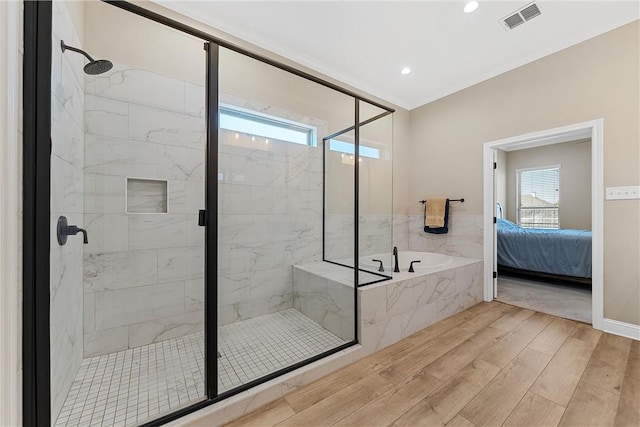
[497, 218, 592, 284]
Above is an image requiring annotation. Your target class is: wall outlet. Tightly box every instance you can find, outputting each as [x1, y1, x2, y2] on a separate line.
[605, 186, 640, 200]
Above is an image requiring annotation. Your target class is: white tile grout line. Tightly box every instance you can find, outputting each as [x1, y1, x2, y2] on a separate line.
[55, 308, 346, 426]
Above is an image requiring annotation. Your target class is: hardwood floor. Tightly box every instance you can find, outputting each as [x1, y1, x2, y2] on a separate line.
[224, 302, 639, 427]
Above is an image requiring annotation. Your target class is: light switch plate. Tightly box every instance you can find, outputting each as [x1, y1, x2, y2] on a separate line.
[605, 186, 640, 200]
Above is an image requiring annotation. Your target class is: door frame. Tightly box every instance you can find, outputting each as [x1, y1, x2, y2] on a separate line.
[22, 1, 53, 424]
[482, 119, 604, 330]
[1, 0, 24, 424]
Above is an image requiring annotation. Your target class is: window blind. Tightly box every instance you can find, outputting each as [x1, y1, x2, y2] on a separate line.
[518, 167, 559, 229]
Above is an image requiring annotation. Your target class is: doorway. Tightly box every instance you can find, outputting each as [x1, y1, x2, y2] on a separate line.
[482, 120, 604, 329]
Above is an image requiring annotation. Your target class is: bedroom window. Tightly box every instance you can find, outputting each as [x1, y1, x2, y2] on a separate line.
[517, 166, 560, 229]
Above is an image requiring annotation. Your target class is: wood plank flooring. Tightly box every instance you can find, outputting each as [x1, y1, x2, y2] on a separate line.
[223, 302, 638, 427]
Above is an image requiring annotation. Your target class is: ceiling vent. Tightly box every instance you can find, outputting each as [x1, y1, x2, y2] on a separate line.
[500, 2, 542, 30]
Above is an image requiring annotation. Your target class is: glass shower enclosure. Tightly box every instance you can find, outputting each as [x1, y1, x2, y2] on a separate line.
[324, 102, 394, 285]
[216, 47, 361, 393]
[35, 1, 394, 426]
[49, 2, 207, 424]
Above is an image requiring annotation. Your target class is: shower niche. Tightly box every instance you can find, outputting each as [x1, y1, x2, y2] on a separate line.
[42, 1, 393, 426]
[126, 178, 168, 214]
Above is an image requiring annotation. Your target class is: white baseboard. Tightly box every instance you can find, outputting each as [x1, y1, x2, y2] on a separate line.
[603, 318, 640, 341]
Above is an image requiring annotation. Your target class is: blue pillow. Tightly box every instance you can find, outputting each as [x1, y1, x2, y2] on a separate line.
[497, 218, 519, 229]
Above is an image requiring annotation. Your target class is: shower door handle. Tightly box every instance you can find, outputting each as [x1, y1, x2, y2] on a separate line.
[198, 209, 207, 226]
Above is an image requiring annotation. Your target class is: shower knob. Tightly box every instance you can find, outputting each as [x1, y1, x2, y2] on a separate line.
[57, 216, 89, 245]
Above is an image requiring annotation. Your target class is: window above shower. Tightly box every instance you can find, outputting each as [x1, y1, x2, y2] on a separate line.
[328, 139, 381, 159]
[220, 105, 317, 147]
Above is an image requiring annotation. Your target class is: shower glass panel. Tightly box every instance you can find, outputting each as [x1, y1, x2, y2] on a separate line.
[324, 128, 356, 268]
[358, 102, 393, 284]
[50, 1, 206, 425]
[217, 47, 356, 393]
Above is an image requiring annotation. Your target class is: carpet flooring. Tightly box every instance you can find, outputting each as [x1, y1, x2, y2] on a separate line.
[496, 276, 592, 324]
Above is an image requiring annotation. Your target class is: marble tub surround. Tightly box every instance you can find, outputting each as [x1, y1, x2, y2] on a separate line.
[292, 263, 375, 341]
[293, 255, 483, 352]
[294, 262, 382, 286]
[358, 256, 483, 355]
[83, 63, 206, 356]
[409, 214, 484, 260]
[50, 0, 86, 419]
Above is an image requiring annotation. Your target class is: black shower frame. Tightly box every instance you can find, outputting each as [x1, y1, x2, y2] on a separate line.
[321, 109, 394, 287]
[22, 0, 394, 425]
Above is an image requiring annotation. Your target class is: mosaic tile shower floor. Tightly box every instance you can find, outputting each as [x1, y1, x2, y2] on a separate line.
[55, 308, 346, 426]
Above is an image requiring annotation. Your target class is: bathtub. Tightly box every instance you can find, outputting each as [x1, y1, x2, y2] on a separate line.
[360, 250, 454, 273]
[293, 252, 483, 348]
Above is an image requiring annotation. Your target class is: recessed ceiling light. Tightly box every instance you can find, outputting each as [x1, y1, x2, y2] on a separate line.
[401, 67, 411, 75]
[464, 1, 479, 13]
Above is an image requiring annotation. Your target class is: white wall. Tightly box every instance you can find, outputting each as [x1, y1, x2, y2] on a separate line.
[505, 139, 592, 230]
[0, 1, 23, 425]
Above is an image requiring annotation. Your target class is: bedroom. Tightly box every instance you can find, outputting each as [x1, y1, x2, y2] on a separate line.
[494, 138, 593, 324]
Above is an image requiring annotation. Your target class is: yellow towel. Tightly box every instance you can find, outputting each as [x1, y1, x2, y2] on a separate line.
[425, 198, 447, 227]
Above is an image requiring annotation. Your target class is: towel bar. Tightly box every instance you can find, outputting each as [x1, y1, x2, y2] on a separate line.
[419, 198, 464, 204]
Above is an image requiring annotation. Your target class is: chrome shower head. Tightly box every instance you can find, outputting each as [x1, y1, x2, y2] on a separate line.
[61, 40, 113, 75]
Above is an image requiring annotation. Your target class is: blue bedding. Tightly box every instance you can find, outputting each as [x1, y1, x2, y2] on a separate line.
[497, 219, 592, 278]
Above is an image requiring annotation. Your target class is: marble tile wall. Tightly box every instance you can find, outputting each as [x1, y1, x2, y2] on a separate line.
[82, 62, 329, 338]
[217, 133, 324, 325]
[408, 214, 484, 260]
[393, 214, 410, 251]
[323, 213, 409, 279]
[50, 0, 85, 420]
[81, 60, 407, 354]
[217, 137, 404, 322]
[83, 62, 206, 356]
[324, 214, 395, 262]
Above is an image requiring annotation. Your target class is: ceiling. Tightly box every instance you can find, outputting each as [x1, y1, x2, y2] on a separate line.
[155, 1, 639, 110]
